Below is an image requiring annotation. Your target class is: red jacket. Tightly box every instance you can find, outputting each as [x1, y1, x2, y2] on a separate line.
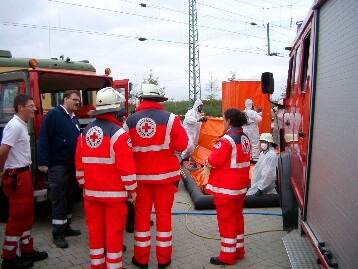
[75, 114, 137, 201]
[123, 101, 188, 184]
[205, 127, 251, 199]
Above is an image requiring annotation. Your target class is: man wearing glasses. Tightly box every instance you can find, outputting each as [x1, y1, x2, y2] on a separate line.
[37, 90, 82, 248]
[0, 94, 48, 269]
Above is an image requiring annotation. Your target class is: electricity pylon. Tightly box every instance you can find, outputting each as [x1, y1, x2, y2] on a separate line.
[189, 0, 201, 105]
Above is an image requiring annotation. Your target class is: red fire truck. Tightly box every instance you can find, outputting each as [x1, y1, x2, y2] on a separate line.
[0, 50, 129, 209]
[261, 0, 358, 268]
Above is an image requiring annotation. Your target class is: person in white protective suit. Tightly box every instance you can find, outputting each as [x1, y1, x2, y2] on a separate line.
[181, 99, 206, 162]
[272, 99, 284, 149]
[247, 133, 278, 196]
[243, 99, 262, 161]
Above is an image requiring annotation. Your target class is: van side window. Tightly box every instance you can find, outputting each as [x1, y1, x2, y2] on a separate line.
[300, 32, 311, 93]
[292, 45, 301, 96]
[287, 57, 294, 99]
[0, 82, 21, 125]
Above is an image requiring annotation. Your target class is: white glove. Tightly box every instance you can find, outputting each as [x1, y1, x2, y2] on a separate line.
[38, 166, 48, 173]
[200, 166, 211, 179]
[127, 192, 137, 204]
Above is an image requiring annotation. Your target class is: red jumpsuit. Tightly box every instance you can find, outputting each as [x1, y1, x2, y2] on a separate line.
[76, 114, 136, 269]
[205, 127, 251, 265]
[123, 101, 188, 265]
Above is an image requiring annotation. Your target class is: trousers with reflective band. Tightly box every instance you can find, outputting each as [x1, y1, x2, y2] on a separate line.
[85, 199, 127, 269]
[1, 170, 34, 259]
[133, 183, 176, 264]
[215, 196, 246, 264]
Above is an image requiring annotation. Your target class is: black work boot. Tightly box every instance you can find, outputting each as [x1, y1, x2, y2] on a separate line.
[1, 256, 33, 269]
[65, 227, 81, 237]
[22, 249, 49, 261]
[132, 256, 148, 269]
[53, 237, 69, 248]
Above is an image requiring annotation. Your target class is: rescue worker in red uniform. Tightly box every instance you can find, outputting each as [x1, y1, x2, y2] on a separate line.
[75, 87, 137, 269]
[123, 84, 188, 269]
[204, 108, 251, 266]
[0, 94, 48, 269]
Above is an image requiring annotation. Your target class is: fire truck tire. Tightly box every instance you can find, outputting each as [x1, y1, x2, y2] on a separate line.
[278, 152, 298, 231]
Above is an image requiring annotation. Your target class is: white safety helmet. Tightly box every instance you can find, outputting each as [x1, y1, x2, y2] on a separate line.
[136, 83, 168, 102]
[260, 133, 278, 148]
[284, 133, 293, 142]
[88, 87, 126, 116]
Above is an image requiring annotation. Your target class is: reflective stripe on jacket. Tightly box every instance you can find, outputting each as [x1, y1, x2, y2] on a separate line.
[123, 101, 188, 184]
[205, 127, 251, 199]
[75, 116, 137, 201]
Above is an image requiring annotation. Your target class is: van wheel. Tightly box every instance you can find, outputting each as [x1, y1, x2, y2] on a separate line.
[278, 152, 298, 231]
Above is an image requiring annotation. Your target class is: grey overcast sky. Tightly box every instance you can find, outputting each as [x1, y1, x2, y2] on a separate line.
[0, 0, 312, 100]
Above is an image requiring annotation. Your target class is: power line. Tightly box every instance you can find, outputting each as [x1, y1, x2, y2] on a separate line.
[0, 21, 273, 55]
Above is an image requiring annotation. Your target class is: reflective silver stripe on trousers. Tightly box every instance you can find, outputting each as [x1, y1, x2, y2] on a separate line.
[236, 242, 244, 248]
[156, 240, 172, 247]
[221, 246, 236, 253]
[132, 113, 175, 152]
[237, 234, 244, 240]
[134, 240, 151, 247]
[5, 236, 20, 242]
[3, 245, 15, 251]
[222, 135, 251, 168]
[136, 170, 180, 181]
[156, 231, 172, 237]
[206, 184, 247, 196]
[91, 257, 105, 265]
[22, 230, 31, 237]
[107, 251, 122, 259]
[84, 189, 127, 198]
[90, 248, 105, 255]
[135, 231, 151, 237]
[221, 237, 236, 244]
[76, 170, 84, 177]
[52, 219, 67, 225]
[21, 238, 30, 245]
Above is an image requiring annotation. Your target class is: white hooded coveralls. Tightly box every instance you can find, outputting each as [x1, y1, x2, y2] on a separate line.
[272, 100, 284, 148]
[242, 99, 262, 159]
[181, 99, 203, 160]
[247, 145, 278, 195]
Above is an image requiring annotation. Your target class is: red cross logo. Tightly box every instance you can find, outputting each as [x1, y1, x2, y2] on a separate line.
[241, 135, 250, 154]
[90, 132, 98, 142]
[136, 117, 156, 138]
[86, 126, 103, 148]
[141, 122, 151, 133]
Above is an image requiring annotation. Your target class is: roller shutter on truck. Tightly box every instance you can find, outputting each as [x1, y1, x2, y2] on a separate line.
[305, 0, 358, 268]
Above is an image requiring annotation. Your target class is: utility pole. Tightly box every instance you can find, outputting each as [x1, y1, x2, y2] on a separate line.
[266, 23, 278, 56]
[189, 0, 201, 106]
[267, 23, 271, 56]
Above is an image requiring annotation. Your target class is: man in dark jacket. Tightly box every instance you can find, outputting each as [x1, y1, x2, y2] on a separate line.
[37, 90, 81, 248]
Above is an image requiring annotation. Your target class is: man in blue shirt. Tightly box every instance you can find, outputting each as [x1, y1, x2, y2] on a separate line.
[37, 90, 82, 248]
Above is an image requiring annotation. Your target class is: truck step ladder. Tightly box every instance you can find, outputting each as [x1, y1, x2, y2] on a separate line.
[283, 230, 323, 269]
